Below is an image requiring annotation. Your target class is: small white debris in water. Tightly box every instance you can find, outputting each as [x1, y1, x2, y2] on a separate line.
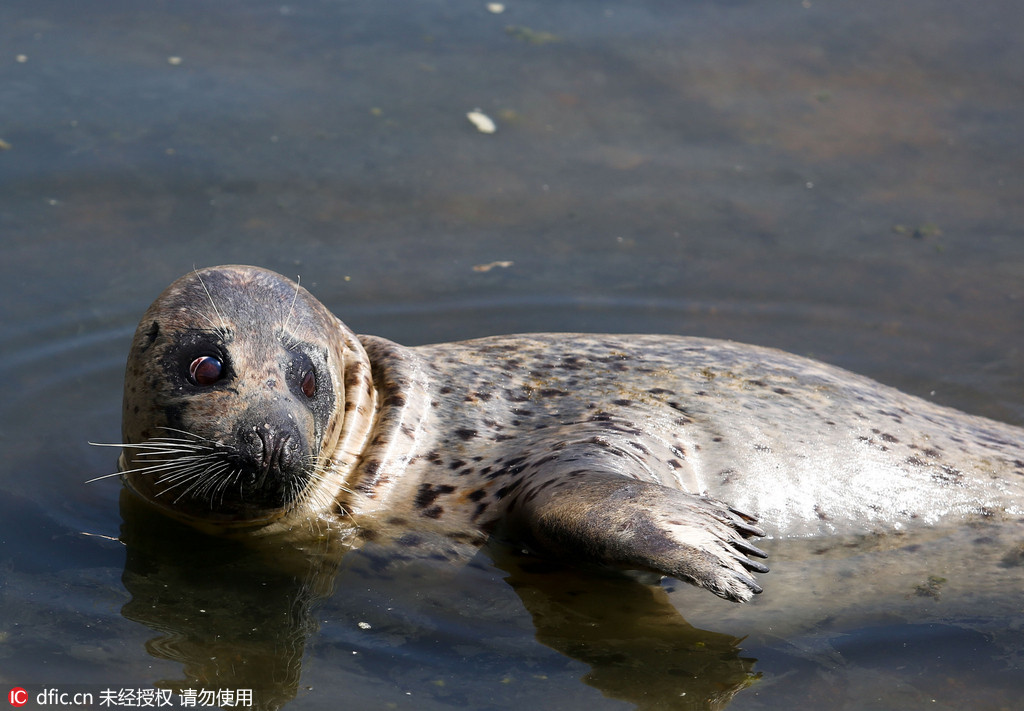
[466, 110, 496, 134]
[357, 621, 372, 630]
[472, 260, 514, 272]
[487, 3, 505, 13]
[16, 54, 28, 63]
[168, 56, 183, 65]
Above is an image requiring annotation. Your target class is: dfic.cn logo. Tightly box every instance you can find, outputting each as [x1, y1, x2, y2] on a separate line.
[8, 688, 28, 708]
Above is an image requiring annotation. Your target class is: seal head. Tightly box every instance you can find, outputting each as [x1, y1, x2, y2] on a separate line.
[121, 266, 366, 527]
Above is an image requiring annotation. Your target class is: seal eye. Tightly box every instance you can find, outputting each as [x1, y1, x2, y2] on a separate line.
[189, 355, 223, 386]
[300, 369, 316, 398]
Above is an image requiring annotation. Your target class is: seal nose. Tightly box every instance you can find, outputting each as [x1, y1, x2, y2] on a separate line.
[239, 417, 305, 480]
[256, 426, 291, 474]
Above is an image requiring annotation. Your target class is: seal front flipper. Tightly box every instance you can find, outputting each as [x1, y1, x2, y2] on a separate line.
[507, 471, 769, 603]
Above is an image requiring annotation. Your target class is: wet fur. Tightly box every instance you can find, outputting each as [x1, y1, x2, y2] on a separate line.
[115, 266, 1024, 602]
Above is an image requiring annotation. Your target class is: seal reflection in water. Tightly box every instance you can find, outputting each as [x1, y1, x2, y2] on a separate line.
[116, 488, 759, 711]
[118, 265, 1024, 603]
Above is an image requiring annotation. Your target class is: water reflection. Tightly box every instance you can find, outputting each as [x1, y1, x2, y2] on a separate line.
[119, 489, 757, 710]
[118, 491, 333, 710]
[498, 552, 758, 710]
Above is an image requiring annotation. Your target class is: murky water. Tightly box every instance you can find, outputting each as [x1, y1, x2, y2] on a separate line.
[2, 0, 1023, 709]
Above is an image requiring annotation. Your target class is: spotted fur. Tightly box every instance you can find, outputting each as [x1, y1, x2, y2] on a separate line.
[119, 266, 1024, 603]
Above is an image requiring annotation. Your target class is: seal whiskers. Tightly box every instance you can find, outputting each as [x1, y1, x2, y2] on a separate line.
[298, 455, 363, 524]
[278, 274, 302, 351]
[88, 432, 219, 481]
[192, 268, 230, 337]
[92, 433, 231, 504]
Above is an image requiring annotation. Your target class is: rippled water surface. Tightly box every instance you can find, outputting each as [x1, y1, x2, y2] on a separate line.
[2, 1, 1023, 709]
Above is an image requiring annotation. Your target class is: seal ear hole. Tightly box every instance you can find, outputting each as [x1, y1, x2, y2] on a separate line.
[189, 355, 224, 386]
[141, 321, 160, 349]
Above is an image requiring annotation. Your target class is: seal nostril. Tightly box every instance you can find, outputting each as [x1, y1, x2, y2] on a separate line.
[270, 434, 289, 469]
[257, 428, 277, 470]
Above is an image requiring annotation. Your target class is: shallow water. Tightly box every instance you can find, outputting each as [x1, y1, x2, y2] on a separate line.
[2, 0, 1023, 709]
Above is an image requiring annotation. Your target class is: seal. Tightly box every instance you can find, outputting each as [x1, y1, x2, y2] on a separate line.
[117, 265, 1024, 603]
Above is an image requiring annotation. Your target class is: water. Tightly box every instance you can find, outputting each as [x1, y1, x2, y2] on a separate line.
[2, 0, 1023, 709]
